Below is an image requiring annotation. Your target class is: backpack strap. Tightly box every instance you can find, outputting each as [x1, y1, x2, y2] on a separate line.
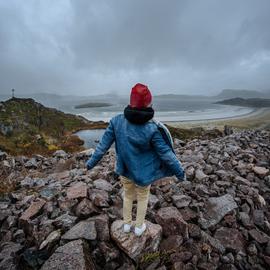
[150, 119, 175, 153]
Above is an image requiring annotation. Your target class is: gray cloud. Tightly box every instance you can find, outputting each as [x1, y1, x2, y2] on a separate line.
[0, 0, 270, 95]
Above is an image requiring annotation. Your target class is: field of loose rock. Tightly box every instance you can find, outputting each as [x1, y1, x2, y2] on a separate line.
[0, 129, 269, 269]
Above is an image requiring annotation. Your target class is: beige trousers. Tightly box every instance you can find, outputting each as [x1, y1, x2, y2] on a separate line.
[120, 176, 151, 227]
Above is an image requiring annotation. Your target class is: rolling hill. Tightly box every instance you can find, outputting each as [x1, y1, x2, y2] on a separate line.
[0, 97, 106, 155]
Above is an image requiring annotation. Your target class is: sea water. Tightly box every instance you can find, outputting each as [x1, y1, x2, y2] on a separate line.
[75, 101, 254, 122]
[74, 100, 254, 148]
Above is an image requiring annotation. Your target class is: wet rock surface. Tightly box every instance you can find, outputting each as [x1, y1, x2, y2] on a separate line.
[0, 129, 269, 269]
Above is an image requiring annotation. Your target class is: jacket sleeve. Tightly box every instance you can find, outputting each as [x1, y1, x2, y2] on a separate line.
[86, 119, 115, 170]
[151, 129, 185, 180]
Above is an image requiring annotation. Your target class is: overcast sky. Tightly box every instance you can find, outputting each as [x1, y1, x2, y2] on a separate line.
[0, 0, 270, 96]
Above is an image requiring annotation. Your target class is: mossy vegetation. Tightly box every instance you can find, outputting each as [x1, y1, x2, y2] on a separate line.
[0, 97, 107, 156]
[138, 250, 172, 269]
[166, 124, 222, 141]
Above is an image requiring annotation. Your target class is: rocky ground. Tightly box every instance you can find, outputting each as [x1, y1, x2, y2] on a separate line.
[0, 129, 269, 270]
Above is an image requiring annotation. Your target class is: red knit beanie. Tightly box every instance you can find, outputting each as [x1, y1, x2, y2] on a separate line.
[130, 83, 152, 108]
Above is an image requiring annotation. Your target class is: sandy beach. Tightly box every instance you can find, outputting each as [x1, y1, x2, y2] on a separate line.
[166, 107, 270, 131]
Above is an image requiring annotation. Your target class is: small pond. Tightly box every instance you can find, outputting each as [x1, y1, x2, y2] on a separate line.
[75, 129, 105, 149]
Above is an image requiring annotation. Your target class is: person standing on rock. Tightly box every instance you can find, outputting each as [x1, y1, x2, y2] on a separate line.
[86, 83, 185, 236]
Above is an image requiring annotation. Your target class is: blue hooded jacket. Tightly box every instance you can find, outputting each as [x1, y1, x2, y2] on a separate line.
[86, 113, 185, 186]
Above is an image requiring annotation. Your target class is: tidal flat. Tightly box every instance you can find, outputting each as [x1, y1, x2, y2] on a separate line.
[167, 108, 270, 131]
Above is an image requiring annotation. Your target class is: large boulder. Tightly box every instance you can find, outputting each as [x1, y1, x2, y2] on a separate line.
[75, 198, 99, 218]
[160, 235, 183, 252]
[62, 220, 97, 241]
[87, 214, 110, 241]
[76, 148, 94, 159]
[148, 194, 160, 209]
[66, 182, 88, 200]
[253, 166, 269, 177]
[19, 199, 46, 222]
[195, 169, 208, 181]
[233, 176, 251, 186]
[248, 228, 270, 244]
[89, 189, 109, 207]
[39, 230, 61, 250]
[201, 231, 225, 254]
[24, 158, 38, 169]
[40, 187, 59, 200]
[155, 206, 188, 238]
[53, 150, 68, 159]
[172, 195, 192, 208]
[110, 220, 162, 262]
[199, 194, 238, 229]
[93, 179, 113, 192]
[40, 240, 95, 270]
[214, 227, 246, 253]
[0, 242, 23, 270]
[52, 213, 77, 230]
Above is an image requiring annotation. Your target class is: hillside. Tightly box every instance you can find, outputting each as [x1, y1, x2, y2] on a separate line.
[215, 89, 270, 99]
[215, 97, 270, 107]
[0, 129, 269, 269]
[0, 97, 107, 155]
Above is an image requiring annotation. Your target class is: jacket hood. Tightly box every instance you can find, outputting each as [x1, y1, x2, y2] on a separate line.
[124, 105, 154, 124]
